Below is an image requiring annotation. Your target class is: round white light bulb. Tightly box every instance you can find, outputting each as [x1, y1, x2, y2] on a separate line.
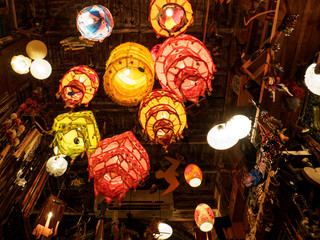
[200, 222, 213, 232]
[153, 223, 173, 240]
[30, 59, 52, 80]
[124, 68, 131, 76]
[207, 123, 238, 150]
[189, 177, 201, 187]
[305, 63, 320, 96]
[226, 115, 252, 139]
[11, 55, 31, 74]
[166, 8, 174, 17]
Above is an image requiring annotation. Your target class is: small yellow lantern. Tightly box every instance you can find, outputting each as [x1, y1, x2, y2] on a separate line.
[11, 55, 31, 74]
[51, 111, 100, 161]
[103, 42, 155, 106]
[139, 89, 187, 150]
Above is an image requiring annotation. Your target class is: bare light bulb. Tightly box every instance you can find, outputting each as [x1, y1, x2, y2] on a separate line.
[165, 8, 174, 17]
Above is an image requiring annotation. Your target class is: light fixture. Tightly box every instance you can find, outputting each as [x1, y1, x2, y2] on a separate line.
[26, 40, 48, 60]
[30, 59, 52, 80]
[304, 63, 320, 95]
[207, 123, 238, 150]
[194, 203, 215, 232]
[153, 222, 173, 239]
[46, 155, 68, 177]
[10, 55, 31, 74]
[226, 114, 252, 139]
[184, 164, 203, 187]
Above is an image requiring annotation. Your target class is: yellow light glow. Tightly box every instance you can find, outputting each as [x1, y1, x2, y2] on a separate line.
[153, 223, 173, 240]
[124, 68, 131, 76]
[207, 123, 238, 150]
[26, 40, 48, 60]
[165, 8, 174, 17]
[189, 177, 201, 187]
[48, 212, 53, 218]
[226, 115, 252, 140]
[200, 222, 213, 232]
[11, 55, 31, 74]
[30, 59, 52, 80]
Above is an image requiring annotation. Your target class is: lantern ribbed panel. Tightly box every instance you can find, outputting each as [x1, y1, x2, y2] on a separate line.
[88, 131, 150, 204]
[103, 42, 155, 106]
[57, 65, 99, 110]
[155, 34, 216, 103]
[149, 0, 193, 37]
[194, 203, 215, 232]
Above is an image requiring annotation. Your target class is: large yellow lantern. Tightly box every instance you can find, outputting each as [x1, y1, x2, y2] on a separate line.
[103, 42, 155, 106]
[51, 111, 100, 161]
[139, 89, 187, 150]
[149, 0, 193, 37]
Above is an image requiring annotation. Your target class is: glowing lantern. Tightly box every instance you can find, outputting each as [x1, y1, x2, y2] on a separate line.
[226, 115, 252, 140]
[149, 0, 193, 37]
[103, 42, 155, 106]
[184, 164, 202, 187]
[51, 111, 100, 161]
[207, 123, 238, 150]
[11, 55, 31, 74]
[150, 44, 162, 62]
[46, 155, 68, 177]
[155, 34, 216, 103]
[194, 203, 215, 232]
[30, 59, 52, 80]
[56, 65, 99, 110]
[76, 5, 114, 42]
[305, 63, 320, 95]
[88, 131, 150, 204]
[139, 89, 187, 150]
[153, 223, 173, 239]
[26, 40, 47, 60]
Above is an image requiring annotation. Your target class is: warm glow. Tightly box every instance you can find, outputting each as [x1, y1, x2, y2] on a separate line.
[165, 8, 174, 17]
[46, 155, 68, 177]
[200, 222, 213, 232]
[207, 123, 238, 150]
[226, 115, 252, 139]
[195, 203, 215, 232]
[189, 177, 201, 187]
[48, 212, 53, 218]
[11, 55, 31, 74]
[153, 223, 173, 239]
[26, 40, 48, 60]
[184, 164, 202, 187]
[305, 63, 320, 95]
[124, 68, 131, 76]
[30, 59, 52, 80]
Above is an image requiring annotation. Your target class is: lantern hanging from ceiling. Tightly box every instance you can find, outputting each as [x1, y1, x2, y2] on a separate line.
[194, 203, 215, 232]
[226, 114, 252, 140]
[26, 40, 48, 60]
[11, 55, 31, 74]
[76, 5, 114, 42]
[184, 164, 203, 187]
[88, 131, 150, 204]
[30, 59, 52, 80]
[46, 155, 68, 177]
[207, 123, 238, 150]
[153, 222, 173, 240]
[139, 89, 187, 150]
[51, 111, 100, 161]
[103, 42, 155, 106]
[304, 63, 320, 95]
[149, 0, 193, 37]
[155, 34, 216, 103]
[56, 65, 99, 110]
[32, 195, 66, 239]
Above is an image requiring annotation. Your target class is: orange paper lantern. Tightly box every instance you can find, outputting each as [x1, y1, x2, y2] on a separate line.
[184, 164, 202, 187]
[194, 203, 215, 232]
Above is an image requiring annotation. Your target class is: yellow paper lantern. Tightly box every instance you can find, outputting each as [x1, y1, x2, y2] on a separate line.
[26, 40, 48, 60]
[194, 203, 215, 232]
[139, 89, 187, 150]
[149, 0, 193, 37]
[104, 42, 155, 106]
[51, 111, 100, 161]
[30, 59, 52, 80]
[184, 164, 202, 187]
[11, 55, 31, 74]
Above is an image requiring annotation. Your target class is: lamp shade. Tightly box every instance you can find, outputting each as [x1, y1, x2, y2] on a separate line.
[103, 42, 155, 106]
[76, 5, 114, 42]
[88, 131, 150, 204]
[139, 89, 187, 150]
[11, 55, 31, 74]
[153, 223, 173, 239]
[46, 155, 68, 177]
[149, 0, 193, 37]
[194, 203, 215, 232]
[305, 63, 320, 95]
[26, 40, 47, 59]
[226, 115, 252, 139]
[51, 111, 100, 161]
[155, 34, 216, 103]
[30, 59, 52, 80]
[207, 123, 238, 150]
[56, 65, 99, 110]
[184, 164, 202, 187]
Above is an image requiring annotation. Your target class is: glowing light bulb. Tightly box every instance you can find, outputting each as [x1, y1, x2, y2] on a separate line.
[165, 8, 174, 17]
[86, 18, 95, 25]
[11, 55, 31, 74]
[124, 68, 131, 76]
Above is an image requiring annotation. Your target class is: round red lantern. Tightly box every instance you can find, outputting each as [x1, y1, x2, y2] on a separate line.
[194, 203, 215, 232]
[184, 164, 202, 187]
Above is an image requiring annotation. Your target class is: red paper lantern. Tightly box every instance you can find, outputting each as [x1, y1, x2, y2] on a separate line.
[184, 164, 203, 187]
[155, 34, 216, 103]
[88, 131, 150, 204]
[194, 203, 215, 232]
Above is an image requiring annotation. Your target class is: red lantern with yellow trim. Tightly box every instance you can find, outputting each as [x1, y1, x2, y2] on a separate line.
[184, 164, 203, 187]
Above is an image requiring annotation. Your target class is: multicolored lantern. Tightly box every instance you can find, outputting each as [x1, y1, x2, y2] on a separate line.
[76, 5, 114, 42]
[103, 42, 155, 106]
[51, 111, 100, 161]
[155, 34, 216, 103]
[184, 164, 203, 187]
[194, 203, 215, 232]
[11, 55, 31, 74]
[139, 89, 187, 150]
[46, 155, 68, 177]
[88, 131, 150, 204]
[149, 0, 193, 37]
[56, 65, 99, 110]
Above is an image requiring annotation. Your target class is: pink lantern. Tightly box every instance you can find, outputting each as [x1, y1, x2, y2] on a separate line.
[150, 44, 162, 62]
[184, 164, 203, 187]
[194, 203, 215, 232]
[155, 34, 216, 103]
[88, 131, 150, 204]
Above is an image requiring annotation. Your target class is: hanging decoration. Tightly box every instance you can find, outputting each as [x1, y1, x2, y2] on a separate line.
[88, 131, 150, 204]
[305, 63, 320, 96]
[26, 40, 48, 60]
[56, 65, 99, 110]
[139, 89, 187, 150]
[155, 34, 216, 103]
[103, 42, 155, 106]
[76, 5, 114, 42]
[32, 195, 66, 239]
[149, 0, 193, 38]
[46, 155, 68, 177]
[51, 111, 100, 162]
[30, 59, 52, 80]
[194, 203, 215, 232]
[11, 55, 31, 74]
[184, 164, 203, 187]
[207, 123, 238, 150]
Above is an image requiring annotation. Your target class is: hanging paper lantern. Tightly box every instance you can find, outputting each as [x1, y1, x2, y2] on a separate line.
[153, 222, 173, 239]
[305, 63, 320, 95]
[194, 203, 215, 232]
[76, 5, 114, 42]
[56, 65, 99, 110]
[11, 55, 31, 74]
[207, 123, 238, 150]
[32, 195, 66, 239]
[139, 89, 187, 150]
[155, 34, 216, 103]
[184, 164, 203, 187]
[51, 111, 100, 161]
[88, 131, 150, 204]
[103, 42, 155, 106]
[26, 40, 48, 60]
[46, 155, 68, 177]
[150, 44, 162, 62]
[30, 59, 52, 80]
[226, 115, 252, 140]
[149, 0, 193, 37]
